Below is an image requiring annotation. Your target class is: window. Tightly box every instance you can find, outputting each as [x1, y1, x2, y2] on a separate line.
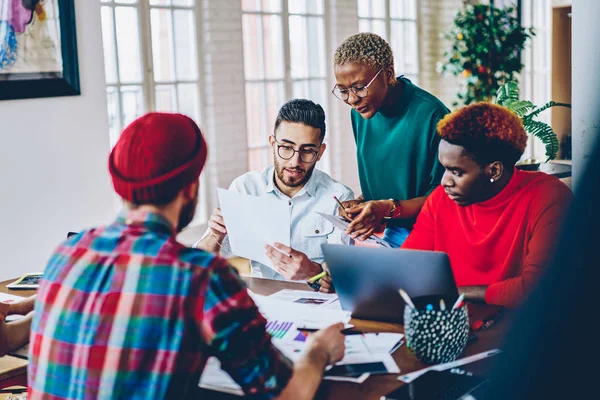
[358, 0, 419, 83]
[520, 0, 552, 160]
[100, 0, 206, 223]
[241, 0, 329, 172]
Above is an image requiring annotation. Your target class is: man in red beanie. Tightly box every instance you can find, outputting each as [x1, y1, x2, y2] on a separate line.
[28, 112, 346, 399]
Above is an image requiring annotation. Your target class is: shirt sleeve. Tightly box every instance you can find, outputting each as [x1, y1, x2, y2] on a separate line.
[402, 188, 442, 251]
[485, 182, 573, 307]
[425, 111, 449, 196]
[198, 258, 293, 398]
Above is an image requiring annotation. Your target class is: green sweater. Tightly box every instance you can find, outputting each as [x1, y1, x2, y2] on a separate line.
[351, 77, 449, 227]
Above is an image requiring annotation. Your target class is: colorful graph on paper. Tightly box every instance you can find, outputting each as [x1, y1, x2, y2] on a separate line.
[266, 320, 293, 339]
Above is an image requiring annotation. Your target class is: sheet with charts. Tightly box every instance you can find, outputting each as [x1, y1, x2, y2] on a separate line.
[217, 188, 290, 270]
[315, 212, 391, 248]
[199, 291, 402, 394]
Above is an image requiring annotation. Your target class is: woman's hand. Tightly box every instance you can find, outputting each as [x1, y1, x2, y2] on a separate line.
[345, 200, 394, 240]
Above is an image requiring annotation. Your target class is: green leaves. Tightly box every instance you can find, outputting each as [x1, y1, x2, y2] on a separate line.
[440, 4, 534, 106]
[505, 100, 536, 117]
[496, 81, 519, 105]
[524, 120, 560, 161]
[495, 81, 572, 161]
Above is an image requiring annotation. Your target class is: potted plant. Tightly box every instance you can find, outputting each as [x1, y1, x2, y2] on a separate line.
[496, 81, 571, 167]
[438, 3, 534, 106]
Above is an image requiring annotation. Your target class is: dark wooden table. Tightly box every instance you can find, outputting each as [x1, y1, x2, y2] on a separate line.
[1, 277, 507, 398]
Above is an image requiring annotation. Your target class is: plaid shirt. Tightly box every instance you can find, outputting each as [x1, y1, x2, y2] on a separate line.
[29, 210, 292, 399]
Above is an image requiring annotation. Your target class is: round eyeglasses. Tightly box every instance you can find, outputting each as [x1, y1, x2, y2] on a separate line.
[332, 68, 383, 101]
[274, 138, 320, 163]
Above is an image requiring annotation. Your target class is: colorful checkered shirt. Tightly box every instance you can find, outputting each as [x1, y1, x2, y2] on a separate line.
[28, 209, 292, 399]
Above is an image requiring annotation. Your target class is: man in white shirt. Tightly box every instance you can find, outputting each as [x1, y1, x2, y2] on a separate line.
[195, 99, 353, 283]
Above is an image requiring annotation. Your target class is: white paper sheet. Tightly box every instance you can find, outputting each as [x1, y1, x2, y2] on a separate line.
[0, 292, 26, 304]
[218, 188, 291, 270]
[250, 290, 352, 327]
[397, 349, 502, 383]
[315, 212, 391, 247]
[269, 289, 342, 309]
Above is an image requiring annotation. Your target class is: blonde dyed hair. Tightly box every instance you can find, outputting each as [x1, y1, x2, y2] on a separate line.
[334, 32, 395, 70]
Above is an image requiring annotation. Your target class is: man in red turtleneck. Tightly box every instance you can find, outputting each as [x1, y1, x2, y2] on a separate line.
[402, 103, 572, 307]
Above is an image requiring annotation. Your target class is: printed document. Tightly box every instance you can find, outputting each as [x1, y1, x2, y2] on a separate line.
[218, 188, 290, 269]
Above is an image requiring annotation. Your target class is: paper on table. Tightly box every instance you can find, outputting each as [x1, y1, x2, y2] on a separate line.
[218, 188, 290, 270]
[0, 292, 26, 304]
[269, 289, 342, 310]
[397, 349, 502, 383]
[249, 290, 351, 327]
[315, 212, 391, 248]
[199, 357, 371, 394]
[361, 333, 404, 355]
[199, 358, 243, 396]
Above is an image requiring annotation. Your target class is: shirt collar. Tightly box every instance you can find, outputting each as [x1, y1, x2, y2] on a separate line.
[116, 208, 175, 236]
[264, 165, 318, 198]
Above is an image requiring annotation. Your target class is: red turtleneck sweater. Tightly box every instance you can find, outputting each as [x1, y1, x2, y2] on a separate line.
[402, 169, 572, 307]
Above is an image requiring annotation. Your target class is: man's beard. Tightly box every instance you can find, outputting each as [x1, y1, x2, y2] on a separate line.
[177, 192, 198, 233]
[273, 157, 316, 188]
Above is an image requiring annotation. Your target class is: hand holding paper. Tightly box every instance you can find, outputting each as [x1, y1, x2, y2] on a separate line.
[265, 243, 323, 280]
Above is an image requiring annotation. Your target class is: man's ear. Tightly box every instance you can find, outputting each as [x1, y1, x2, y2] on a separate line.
[182, 179, 199, 201]
[487, 161, 504, 182]
[317, 142, 327, 162]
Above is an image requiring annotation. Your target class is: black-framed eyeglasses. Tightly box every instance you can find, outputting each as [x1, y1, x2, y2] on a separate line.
[332, 68, 383, 101]
[273, 137, 321, 163]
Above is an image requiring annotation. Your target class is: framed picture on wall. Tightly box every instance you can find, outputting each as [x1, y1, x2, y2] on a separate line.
[0, 0, 80, 101]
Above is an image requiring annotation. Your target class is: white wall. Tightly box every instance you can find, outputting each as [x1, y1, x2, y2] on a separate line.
[0, 0, 115, 281]
[572, 0, 600, 189]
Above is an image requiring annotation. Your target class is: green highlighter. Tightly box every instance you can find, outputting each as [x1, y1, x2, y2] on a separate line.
[306, 271, 327, 291]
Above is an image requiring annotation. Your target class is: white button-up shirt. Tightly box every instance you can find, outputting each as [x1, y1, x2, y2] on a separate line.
[214, 166, 354, 280]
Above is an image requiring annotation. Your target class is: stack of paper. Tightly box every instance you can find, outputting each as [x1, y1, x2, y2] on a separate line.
[199, 292, 403, 394]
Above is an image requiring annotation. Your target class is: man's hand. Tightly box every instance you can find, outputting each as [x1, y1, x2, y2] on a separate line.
[265, 243, 322, 280]
[0, 302, 9, 321]
[8, 295, 36, 316]
[304, 322, 346, 366]
[345, 200, 394, 240]
[208, 208, 227, 242]
[318, 263, 334, 293]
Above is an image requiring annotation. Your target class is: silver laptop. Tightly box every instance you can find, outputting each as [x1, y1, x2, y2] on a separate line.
[322, 244, 459, 323]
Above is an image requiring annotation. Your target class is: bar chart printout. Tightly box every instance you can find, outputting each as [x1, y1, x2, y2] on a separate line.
[266, 320, 293, 339]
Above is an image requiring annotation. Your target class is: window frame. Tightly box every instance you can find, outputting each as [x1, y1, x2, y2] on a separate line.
[100, 0, 208, 224]
[241, 0, 331, 173]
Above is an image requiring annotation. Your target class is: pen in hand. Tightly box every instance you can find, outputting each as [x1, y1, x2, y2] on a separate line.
[333, 195, 353, 221]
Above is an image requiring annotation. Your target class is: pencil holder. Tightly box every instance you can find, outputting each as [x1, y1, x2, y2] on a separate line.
[404, 295, 469, 365]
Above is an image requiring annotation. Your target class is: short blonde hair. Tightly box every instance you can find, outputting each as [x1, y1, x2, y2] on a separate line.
[334, 32, 394, 70]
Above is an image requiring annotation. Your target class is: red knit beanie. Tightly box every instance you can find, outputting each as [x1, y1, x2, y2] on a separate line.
[108, 112, 208, 204]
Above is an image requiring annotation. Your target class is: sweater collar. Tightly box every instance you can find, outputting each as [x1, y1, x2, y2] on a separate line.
[476, 167, 523, 207]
